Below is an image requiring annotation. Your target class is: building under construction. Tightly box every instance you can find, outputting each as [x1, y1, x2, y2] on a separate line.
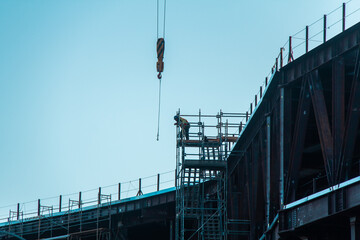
[2, 2, 360, 240]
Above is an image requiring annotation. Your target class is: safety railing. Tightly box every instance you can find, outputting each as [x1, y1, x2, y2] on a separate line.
[0, 170, 175, 224]
[240, 0, 360, 137]
[175, 110, 245, 160]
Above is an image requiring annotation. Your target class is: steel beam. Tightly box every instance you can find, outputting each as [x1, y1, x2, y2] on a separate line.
[286, 78, 311, 203]
[280, 87, 285, 208]
[342, 47, 360, 180]
[283, 22, 360, 84]
[332, 57, 345, 183]
[280, 178, 360, 233]
[266, 116, 271, 227]
[308, 70, 334, 186]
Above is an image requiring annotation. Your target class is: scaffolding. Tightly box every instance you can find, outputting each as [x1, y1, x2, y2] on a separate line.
[175, 109, 242, 240]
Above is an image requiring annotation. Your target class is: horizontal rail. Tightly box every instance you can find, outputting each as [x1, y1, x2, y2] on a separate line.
[0, 170, 175, 224]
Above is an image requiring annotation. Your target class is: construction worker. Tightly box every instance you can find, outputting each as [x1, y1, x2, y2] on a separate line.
[174, 115, 190, 140]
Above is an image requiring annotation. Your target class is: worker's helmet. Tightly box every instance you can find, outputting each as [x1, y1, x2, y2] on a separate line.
[174, 115, 179, 121]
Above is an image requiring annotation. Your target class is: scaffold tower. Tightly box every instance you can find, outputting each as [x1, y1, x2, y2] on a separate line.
[175, 110, 241, 240]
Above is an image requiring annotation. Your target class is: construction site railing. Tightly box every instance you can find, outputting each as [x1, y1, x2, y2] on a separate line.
[0, 170, 175, 224]
[241, 0, 360, 139]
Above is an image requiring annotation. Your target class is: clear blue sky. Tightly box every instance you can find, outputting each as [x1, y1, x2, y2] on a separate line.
[0, 0, 359, 215]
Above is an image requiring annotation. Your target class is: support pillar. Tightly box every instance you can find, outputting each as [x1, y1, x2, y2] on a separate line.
[279, 88, 285, 209]
[350, 217, 360, 240]
[266, 116, 271, 227]
[170, 220, 173, 240]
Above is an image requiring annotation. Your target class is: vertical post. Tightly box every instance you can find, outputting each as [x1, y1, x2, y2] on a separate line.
[17, 203, 20, 220]
[157, 174, 160, 191]
[312, 178, 317, 193]
[255, 95, 258, 107]
[350, 216, 360, 240]
[288, 36, 292, 63]
[305, 26, 309, 53]
[38, 199, 41, 216]
[343, 2, 346, 32]
[260, 86, 263, 99]
[78, 192, 82, 208]
[323, 14, 327, 43]
[118, 183, 121, 200]
[266, 116, 271, 227]
[280, 88, 285, 209]
[239, 122, 243, 133]
[59, 195, 62, 212]
[136, 178, 143, 196]
[250, 103, 253, 115]
[246, 111, 249, 122]
[266, 77, 268, 86]
[170, 220, 173, 240]
[98, 187, 101, 205]
[280, 48, 283, 68]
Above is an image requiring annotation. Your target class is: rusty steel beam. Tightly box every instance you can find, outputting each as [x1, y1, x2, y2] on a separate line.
[308, 70, 334, 186]
[341, 46, 360, 180]
[286, 78, 311, 203]
[332, 57, 345, 183]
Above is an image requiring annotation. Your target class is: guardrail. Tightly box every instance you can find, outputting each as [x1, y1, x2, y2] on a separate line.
[0, 170, 175, 224]
[240, 0, 360, 136]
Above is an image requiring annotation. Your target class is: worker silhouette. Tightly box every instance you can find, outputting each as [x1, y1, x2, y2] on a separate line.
[174, 115, 190, 140]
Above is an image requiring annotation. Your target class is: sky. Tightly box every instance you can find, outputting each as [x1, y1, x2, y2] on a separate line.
[0, 0, 359, 217]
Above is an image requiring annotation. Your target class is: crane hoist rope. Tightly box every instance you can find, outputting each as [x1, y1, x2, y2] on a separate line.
[156, 0, 166, 141]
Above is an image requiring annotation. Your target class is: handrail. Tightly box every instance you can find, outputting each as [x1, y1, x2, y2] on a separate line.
[0, 170, 175, 224]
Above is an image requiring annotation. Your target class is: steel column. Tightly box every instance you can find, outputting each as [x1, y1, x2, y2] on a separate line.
[350, 217, 360, 240]
[280, 87, 284, 208]
[266, 116, 271, 227]
[332, 57, 345, 183]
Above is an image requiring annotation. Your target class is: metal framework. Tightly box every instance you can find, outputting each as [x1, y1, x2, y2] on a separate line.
[175, 110, 242, 240]
[1, 174, 176, 240]
[227, 20, 360, 240]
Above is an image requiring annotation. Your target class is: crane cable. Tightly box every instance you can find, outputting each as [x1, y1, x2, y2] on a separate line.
[156, 0, 166, 141]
